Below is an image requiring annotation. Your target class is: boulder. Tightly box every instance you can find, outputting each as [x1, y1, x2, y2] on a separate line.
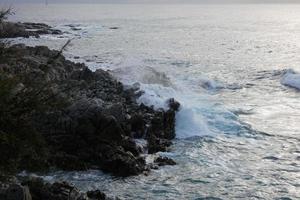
[154, 156, 176, 166]
[86, 190, 107, 200]
[167, 98, 180, 111]
[147, 135, 172, 154]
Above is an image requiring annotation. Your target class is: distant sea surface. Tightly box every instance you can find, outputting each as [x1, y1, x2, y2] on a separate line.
[11, 4, 300, 199]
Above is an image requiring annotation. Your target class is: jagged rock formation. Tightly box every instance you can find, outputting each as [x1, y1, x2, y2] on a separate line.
[0, 44, 179, 176]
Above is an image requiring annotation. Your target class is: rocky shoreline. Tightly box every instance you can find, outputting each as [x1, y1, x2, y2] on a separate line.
[0, 21, 180, 199]
[0, 21, 62, 38]
[1, 176, 119, 200]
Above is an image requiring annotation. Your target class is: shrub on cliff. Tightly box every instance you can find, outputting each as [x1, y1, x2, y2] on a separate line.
[0, 40, 10, 56]
[0, 73, 68, 174]
[0, 7, 13, 23]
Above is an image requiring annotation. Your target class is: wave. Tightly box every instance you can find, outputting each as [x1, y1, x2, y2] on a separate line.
[133, 81, 258, 139]
[112, 65, 173, 87]
[107, 59, 263, 139]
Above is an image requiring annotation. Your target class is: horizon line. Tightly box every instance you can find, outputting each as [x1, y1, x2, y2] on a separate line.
[6, 2, 300, 4]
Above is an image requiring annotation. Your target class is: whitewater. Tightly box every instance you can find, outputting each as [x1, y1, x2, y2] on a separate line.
[10, 4, 300, 199]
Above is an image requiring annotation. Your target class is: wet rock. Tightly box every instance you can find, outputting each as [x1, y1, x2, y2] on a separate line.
[120, 137, 141, 156]
[146, 109, 176, 141]
[147, 135, 172, 154]
[149, 164, 159, 170]
[86, 190, 106, 200]
[98, 143, 146, 176]
[167, 98, 180, 111]
[130, 114, 145, 138]
[71, 27, 82, 31]
[163, 109, 177, 139]
[154, 156, 176, 166]
[263, 156, 280, 161]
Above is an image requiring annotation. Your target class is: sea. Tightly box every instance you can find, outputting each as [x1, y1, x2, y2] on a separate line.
[8, 3, 300, 199]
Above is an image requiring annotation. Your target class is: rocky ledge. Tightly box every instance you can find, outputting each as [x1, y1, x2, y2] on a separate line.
[0, 22, 62, 38]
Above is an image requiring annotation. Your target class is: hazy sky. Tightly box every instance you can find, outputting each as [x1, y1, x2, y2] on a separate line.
[1, 0, 300, 3]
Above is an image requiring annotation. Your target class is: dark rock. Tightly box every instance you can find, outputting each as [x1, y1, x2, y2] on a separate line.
[163, 109, 177, 139]
[6, 184, 32, 200]
[146, 108, 176, 144]
[98, 143, 145, 176]
[71, 27, 82, 31]
[52, 30, 63, 35]
[149, 163, 159, 170]
[120, 138, 141, 156]
[147, 135, 172, 154]
[86, 190, 106, 200]
[154, 156, 176, 166]
[22, 177, 85, 200]
[167, 98, 180, 111]
[1, 176, 120, 200]
[50, 153, 88, 171]
[130, 114, 145, 138]
[0, 43, 179, 177]
[263, 156, 279, 161]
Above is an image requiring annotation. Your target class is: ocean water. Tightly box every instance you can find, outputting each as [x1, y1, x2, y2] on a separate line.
[10, 4, 300, 199]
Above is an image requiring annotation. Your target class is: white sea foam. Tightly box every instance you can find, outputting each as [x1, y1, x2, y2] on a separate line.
[175, 107, 212, 138]
[108, 59, 247, 139]
[134, 82, 241, 138]
[137, 83, 176, 110]
[281, 69, 300, 90]
[198, 77, 224, 90]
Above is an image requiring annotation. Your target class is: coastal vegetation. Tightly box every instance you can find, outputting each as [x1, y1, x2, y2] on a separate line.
[0, 7, 13, 22]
